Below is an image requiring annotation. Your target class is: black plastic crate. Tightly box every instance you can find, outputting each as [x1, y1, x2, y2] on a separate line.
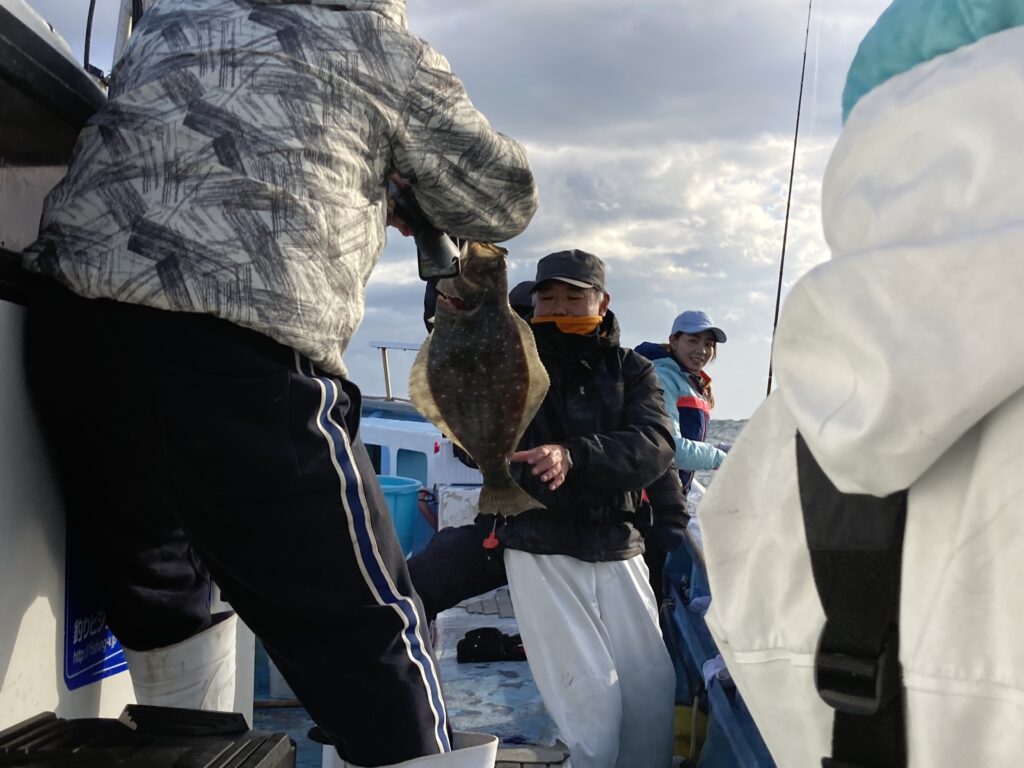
[0, 705, 295, 767]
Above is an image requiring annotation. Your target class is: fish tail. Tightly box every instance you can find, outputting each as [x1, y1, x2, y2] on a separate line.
[479, 470, 544, 517]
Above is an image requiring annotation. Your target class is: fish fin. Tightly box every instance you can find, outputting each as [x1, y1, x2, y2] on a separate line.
[511, 314, 551, 446]
[479, 478, 545, 517]
[408, 335, 467, 452]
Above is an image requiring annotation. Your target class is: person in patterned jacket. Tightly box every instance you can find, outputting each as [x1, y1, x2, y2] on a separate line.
[21, 1, 537, 766]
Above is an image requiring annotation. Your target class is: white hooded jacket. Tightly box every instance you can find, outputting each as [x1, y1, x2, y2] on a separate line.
[24, 0, 538, 376]
[699, 22, 1024, 768]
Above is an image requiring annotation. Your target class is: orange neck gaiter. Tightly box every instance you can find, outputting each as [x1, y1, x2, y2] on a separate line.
[531, 315, 603, 335]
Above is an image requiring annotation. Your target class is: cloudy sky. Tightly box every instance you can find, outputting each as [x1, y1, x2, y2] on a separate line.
[29, 0, 890, 419]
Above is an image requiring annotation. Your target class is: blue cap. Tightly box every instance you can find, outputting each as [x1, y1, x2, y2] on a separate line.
[671, 310, 726, 343]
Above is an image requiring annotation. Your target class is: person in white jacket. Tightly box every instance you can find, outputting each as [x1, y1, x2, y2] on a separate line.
[21, 1, 537, 766]
[698, 1, 1024, 766]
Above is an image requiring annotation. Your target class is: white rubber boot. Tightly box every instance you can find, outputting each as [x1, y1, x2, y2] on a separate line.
[322, 732, 498, 767]
[123, 613, 237, 711]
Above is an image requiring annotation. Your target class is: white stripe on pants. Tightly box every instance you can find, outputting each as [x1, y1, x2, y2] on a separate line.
[504, 550, 675, 768]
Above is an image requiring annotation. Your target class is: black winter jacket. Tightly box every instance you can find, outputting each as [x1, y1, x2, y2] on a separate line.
[495, 311, 675, 562]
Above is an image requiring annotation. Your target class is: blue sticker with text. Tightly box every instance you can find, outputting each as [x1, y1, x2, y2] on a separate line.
[64, 522, 127, 690]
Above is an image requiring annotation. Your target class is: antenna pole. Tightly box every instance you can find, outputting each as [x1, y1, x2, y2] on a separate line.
[766, 0, 814, 398]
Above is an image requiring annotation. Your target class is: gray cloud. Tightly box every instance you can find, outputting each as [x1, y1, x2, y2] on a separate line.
[412, 0, 886, 145]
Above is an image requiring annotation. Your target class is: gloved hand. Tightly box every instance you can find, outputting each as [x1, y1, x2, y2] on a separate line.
[648, 518, 689, 552]
[715, 442, 732, 454]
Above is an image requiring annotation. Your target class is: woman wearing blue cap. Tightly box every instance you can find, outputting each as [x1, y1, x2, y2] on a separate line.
[636, 310, 728, 498]
[634, 311, 727, 605]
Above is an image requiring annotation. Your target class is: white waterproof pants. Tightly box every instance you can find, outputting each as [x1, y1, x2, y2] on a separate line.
[504, 551, 675, 768]
[323, 732, 498, 767]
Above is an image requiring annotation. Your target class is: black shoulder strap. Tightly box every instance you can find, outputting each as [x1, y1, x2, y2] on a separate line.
[796, 432, 908, 768]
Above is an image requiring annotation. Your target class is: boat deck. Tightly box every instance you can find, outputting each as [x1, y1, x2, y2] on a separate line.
[254, 587, 569, 767]
[434, 589, 568, 766]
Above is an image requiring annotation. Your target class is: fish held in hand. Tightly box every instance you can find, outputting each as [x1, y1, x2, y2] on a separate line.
[409, 242, 549, 516]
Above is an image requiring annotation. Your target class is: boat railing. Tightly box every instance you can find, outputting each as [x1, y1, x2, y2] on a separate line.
[368, 339, 421, 400]
[664, 482, 777, 767]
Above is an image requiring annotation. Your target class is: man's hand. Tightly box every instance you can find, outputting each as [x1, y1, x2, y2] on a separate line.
[386, 173, 414, 236]
[511, 444, 571, 491]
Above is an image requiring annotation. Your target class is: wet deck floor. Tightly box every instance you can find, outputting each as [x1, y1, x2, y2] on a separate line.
[253, 588, 569, 767]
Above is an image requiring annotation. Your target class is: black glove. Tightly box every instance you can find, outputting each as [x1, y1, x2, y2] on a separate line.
[648, 516, 688, 552]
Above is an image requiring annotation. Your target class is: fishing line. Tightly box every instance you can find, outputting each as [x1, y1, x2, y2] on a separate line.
[808, 0, 823, 139]
[765, 0, 814, 398]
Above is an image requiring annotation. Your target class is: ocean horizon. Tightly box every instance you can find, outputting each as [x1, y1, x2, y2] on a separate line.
[696, 418, 748, 489]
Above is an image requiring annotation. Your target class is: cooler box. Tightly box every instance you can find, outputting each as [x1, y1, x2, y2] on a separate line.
[377, 475, 425, 557]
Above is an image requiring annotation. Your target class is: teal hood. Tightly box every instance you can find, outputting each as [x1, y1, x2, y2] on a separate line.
[843, 0, 1024, 121]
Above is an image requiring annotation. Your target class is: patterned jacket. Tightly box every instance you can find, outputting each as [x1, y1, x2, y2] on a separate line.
[24, 0, 538, 376]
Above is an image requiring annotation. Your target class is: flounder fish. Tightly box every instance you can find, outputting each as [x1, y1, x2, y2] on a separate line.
[409, 242, 549, 516]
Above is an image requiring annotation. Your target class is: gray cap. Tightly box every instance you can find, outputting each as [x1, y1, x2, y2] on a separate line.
[532, 249, 606, 293]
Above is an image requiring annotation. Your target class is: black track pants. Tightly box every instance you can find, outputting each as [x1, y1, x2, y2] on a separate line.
[24, 293, 449, 766]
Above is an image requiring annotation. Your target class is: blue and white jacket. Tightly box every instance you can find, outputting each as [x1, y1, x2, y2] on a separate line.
[634, 342, 725, 493]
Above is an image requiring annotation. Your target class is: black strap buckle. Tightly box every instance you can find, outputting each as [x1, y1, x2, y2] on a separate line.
[814, 629, 899, 716]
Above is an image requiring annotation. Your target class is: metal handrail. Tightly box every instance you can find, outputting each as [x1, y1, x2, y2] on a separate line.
[368, 340, 421, 400]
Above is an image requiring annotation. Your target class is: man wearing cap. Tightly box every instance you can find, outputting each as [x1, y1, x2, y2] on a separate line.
[409, 248, 678, 767]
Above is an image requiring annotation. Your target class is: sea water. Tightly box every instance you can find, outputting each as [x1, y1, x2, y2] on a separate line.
[695, 418, 748, 489]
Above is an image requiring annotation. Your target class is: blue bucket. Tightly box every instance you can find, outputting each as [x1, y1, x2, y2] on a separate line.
[377, 475, 422, 557]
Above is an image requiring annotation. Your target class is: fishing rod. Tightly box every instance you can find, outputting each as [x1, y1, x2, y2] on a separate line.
[765, 0, 814, 398]
[83, 0, 101, 80]
[87, 0, 148, 81]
